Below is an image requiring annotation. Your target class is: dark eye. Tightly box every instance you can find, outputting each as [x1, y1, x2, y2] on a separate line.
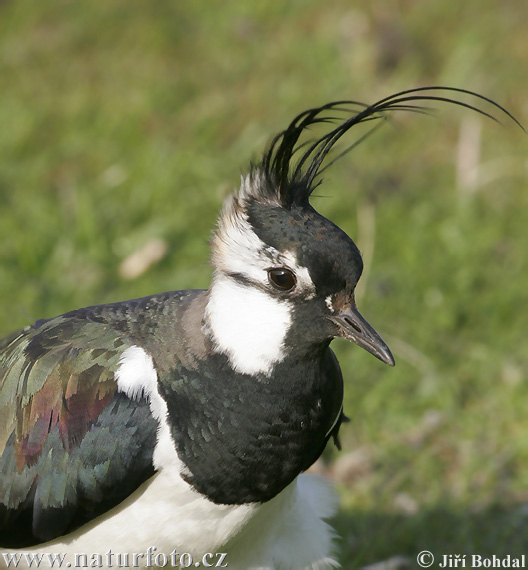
[268, 268, 296, 291]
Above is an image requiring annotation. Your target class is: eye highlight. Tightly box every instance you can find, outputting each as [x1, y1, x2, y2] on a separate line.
[268, 268, 296, 292]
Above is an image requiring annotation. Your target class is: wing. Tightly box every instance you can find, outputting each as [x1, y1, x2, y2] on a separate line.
[0, 312, 158, 547]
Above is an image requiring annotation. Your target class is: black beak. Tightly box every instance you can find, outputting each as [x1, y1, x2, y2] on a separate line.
[330, 305, 395, 366]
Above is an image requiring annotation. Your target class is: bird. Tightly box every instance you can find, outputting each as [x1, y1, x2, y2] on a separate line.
[0, 87, 520, 570]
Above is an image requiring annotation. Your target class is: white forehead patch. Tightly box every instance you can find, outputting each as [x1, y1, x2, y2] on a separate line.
[205, 276, 292, 376]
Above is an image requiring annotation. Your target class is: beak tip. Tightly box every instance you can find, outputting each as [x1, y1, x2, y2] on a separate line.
[378, 346, 396, 367]
[330, 306, 395, 367]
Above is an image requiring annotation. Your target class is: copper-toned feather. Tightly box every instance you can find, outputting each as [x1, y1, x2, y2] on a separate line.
[0, 306, 158, 546]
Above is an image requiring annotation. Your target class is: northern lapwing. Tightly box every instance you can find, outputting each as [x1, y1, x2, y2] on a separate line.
[0, 88, 520, 569]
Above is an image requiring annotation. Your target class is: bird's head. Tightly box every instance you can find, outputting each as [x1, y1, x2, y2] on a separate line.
[205, 88, 520, 377]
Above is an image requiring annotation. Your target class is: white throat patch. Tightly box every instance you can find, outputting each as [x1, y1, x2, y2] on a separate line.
[205, 276, 292, 377]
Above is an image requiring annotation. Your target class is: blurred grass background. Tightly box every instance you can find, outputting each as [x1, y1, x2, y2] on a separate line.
[1, 1, 527, 567]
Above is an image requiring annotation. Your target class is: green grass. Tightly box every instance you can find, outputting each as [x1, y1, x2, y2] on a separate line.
[1, 1, 527, 567]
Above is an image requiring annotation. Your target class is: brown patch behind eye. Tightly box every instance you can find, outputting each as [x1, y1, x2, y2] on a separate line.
[331, 290, 354, 312]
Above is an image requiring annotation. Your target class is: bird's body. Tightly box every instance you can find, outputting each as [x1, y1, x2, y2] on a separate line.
[0, 88, 519, 569]
[0, 292, 339, 568]
[0, 200, 351, 568]
[0, 254, 347, 569]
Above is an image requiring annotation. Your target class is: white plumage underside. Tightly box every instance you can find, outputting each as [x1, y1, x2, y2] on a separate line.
[0, 347, 339, 569]
[224, 474, 341, 570]
[3, 473, 339, 570]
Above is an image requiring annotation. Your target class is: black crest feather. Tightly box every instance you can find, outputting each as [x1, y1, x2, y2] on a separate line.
[260, 86, 523, 208]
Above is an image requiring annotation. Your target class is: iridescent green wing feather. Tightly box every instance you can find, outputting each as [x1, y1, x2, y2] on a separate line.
[0, 312, 157, 546]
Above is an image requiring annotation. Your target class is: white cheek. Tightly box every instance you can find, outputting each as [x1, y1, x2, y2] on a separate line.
[205, 277, 292, 377]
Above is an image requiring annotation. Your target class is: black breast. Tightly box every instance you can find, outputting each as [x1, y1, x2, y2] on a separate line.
[159, 349, 343, 505]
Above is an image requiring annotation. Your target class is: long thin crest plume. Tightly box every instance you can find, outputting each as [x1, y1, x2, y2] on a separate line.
[261, 86, 523, 208]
